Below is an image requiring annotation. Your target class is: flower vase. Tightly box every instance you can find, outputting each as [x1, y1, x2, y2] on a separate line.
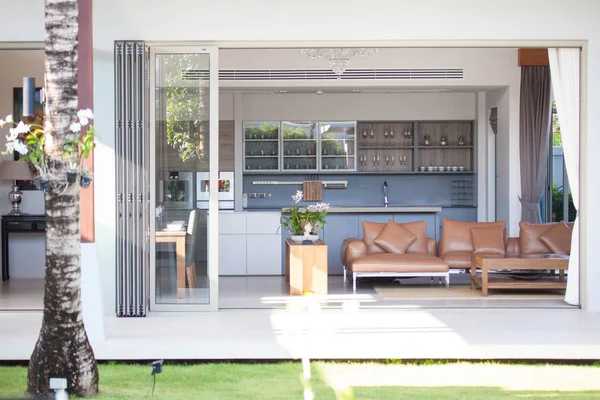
[67, 172, 78, 183]
[291, 234, 319, 243]
[38, 179, 50, 193]
[80, 175, 93, 188]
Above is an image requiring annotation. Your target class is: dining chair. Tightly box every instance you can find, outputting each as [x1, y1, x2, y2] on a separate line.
[185, 209, 199, 289]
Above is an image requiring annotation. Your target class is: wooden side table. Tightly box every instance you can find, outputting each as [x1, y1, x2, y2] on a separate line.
[285, 238, 328, 295]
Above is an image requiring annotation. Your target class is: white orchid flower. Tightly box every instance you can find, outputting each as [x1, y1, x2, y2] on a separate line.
[7, 128, 19, 141]
[13, 141, 29, 155]
[14, 121, 31, 134]
[77, 109, 93, 126]
[69, 122, 82, 133]
[5, 115, 13, 123]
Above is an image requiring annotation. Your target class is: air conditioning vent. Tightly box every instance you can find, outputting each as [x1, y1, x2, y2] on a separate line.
[181, 68, 464, 81]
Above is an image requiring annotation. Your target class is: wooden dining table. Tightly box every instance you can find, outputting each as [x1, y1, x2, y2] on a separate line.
[156, 230, 187, 298]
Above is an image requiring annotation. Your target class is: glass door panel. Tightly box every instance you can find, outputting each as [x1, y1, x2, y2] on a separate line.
[282, 121, 317, 171]
[243, 121, 280, 171]
[319, 121, 356, 171]
[150, 47, 218, 310]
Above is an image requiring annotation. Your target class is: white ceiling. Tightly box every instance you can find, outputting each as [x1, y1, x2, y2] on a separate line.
[217, 47, 517, 94]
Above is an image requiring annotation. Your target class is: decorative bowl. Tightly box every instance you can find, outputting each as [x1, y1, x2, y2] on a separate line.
[166, 221, 185, 231]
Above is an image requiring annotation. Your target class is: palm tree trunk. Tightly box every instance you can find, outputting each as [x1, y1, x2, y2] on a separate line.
[27, 0, 98, 397]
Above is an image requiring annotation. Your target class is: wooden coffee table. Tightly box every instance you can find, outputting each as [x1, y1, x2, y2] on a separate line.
[471, 253, 568, 296]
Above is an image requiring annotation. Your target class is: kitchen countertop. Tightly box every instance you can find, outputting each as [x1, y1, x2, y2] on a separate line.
[280, 206, 442, 213]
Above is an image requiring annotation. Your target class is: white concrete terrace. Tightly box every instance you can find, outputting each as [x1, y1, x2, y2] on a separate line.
[2, 306, 600, 361]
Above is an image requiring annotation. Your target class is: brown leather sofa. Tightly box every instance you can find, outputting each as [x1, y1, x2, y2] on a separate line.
[438, 219, 573, 271]
[341, 220, 449, 293]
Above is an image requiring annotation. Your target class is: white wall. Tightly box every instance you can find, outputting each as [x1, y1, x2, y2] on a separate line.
[2, 0, 598, 312]
[241, 92, 476, 121]
[0, 50, 46, 279]
[486, 87, 521, 235]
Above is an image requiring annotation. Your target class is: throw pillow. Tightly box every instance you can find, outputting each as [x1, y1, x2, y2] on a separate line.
[540, 221, 572, 254]
[470, 226, 506, 255]
[519, 221, 554, 254]
[400, 220, 429, 254]
[361, 221, 386, 254]
[374, 219, 417, 254]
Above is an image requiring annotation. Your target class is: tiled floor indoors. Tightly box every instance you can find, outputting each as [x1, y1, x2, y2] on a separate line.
[3, 274, 597, 362]
[1, 273, 574, 311]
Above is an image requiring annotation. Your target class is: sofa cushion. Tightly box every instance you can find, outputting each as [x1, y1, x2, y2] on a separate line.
[440, 251, 472, 269]
[519, 221, 555, 254]
[471, 225, 506, 255]
[401, 220, 429, 254]
[362, 221, 386, 254]
[348, 253, 449, 273]
[439, 219, 507, 255]
[362, 220, 429, 255]
[540, 221, 572, 255]
[374, 220, 416, 254]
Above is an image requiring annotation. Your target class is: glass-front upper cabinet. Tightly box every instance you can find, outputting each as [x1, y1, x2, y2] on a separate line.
[243, 122, 280, 171]
[281, 121, 317, 171]
[318, 121, 357, 171]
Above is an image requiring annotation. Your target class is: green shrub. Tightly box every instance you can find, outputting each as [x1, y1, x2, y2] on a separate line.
[552, 182, 576, 222]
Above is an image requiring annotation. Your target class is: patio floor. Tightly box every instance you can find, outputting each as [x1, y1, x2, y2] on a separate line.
[1, 306, 600, 361]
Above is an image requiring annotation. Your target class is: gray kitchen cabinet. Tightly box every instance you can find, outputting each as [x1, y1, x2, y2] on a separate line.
[323, 214, 360, 275]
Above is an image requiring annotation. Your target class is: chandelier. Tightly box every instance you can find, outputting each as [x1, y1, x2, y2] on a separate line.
[300, 48, 378, 78]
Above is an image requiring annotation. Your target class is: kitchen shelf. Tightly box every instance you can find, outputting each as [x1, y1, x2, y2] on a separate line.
[358, 146, 414, 150]
[418, 145, 474, 149]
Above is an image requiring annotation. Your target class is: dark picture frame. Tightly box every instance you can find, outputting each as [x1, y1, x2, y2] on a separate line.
[12, 87, 44, 190]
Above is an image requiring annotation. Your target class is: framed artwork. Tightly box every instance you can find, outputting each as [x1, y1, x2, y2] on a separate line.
[12, 87, 44, 190]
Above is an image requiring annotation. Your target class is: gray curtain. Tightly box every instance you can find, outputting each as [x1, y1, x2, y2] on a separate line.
[519, 66, 552, 223]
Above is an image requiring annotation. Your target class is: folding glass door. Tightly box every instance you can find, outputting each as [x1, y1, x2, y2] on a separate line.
[149, 46, 219, 311]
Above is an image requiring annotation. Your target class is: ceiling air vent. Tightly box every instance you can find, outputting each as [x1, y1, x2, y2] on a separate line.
[181, 68, 464, 81]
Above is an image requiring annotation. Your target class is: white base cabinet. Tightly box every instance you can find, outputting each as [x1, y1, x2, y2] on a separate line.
[246, 235, 283, 275]
[218, 212, 282, 276]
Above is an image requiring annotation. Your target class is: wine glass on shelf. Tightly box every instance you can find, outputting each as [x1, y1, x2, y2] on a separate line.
[384, 129, 389, 146]
[389, 129, 394, 146]
[369, 129, 375, 146]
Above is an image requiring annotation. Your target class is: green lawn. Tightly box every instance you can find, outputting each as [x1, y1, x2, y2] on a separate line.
[1, 362, 600, 400]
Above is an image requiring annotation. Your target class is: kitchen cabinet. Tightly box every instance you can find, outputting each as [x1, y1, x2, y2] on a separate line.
[356, 120, 475, 174]
[416, 121, 474, 173]
[243, 121, 280, 172]
[318, 121, 357, 171]
[243, 120, 357, 173]
[247, 234, 283, 275]
[281, 121, 318, 172]
[218, 212, 282, 276]
[357, 121, 415, 172]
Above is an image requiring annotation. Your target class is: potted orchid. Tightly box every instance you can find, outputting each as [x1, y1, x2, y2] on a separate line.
[281, 190, 330, 242]
[1, 109, 96, 191]
[63, 109, 97, 188]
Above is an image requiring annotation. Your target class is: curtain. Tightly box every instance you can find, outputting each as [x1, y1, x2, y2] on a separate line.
[519, 66, 552, 223]
[548, 48, 580, 306]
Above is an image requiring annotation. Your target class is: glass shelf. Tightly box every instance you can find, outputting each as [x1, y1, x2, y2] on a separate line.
[243, 122, 281, 171]
[319, 121, 357, 171]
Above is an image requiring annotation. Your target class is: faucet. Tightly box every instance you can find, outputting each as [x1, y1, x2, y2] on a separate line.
[383, 181, 388, 207]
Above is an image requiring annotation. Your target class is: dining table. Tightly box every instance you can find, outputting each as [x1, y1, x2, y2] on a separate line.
[156, 229, 187, 298]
